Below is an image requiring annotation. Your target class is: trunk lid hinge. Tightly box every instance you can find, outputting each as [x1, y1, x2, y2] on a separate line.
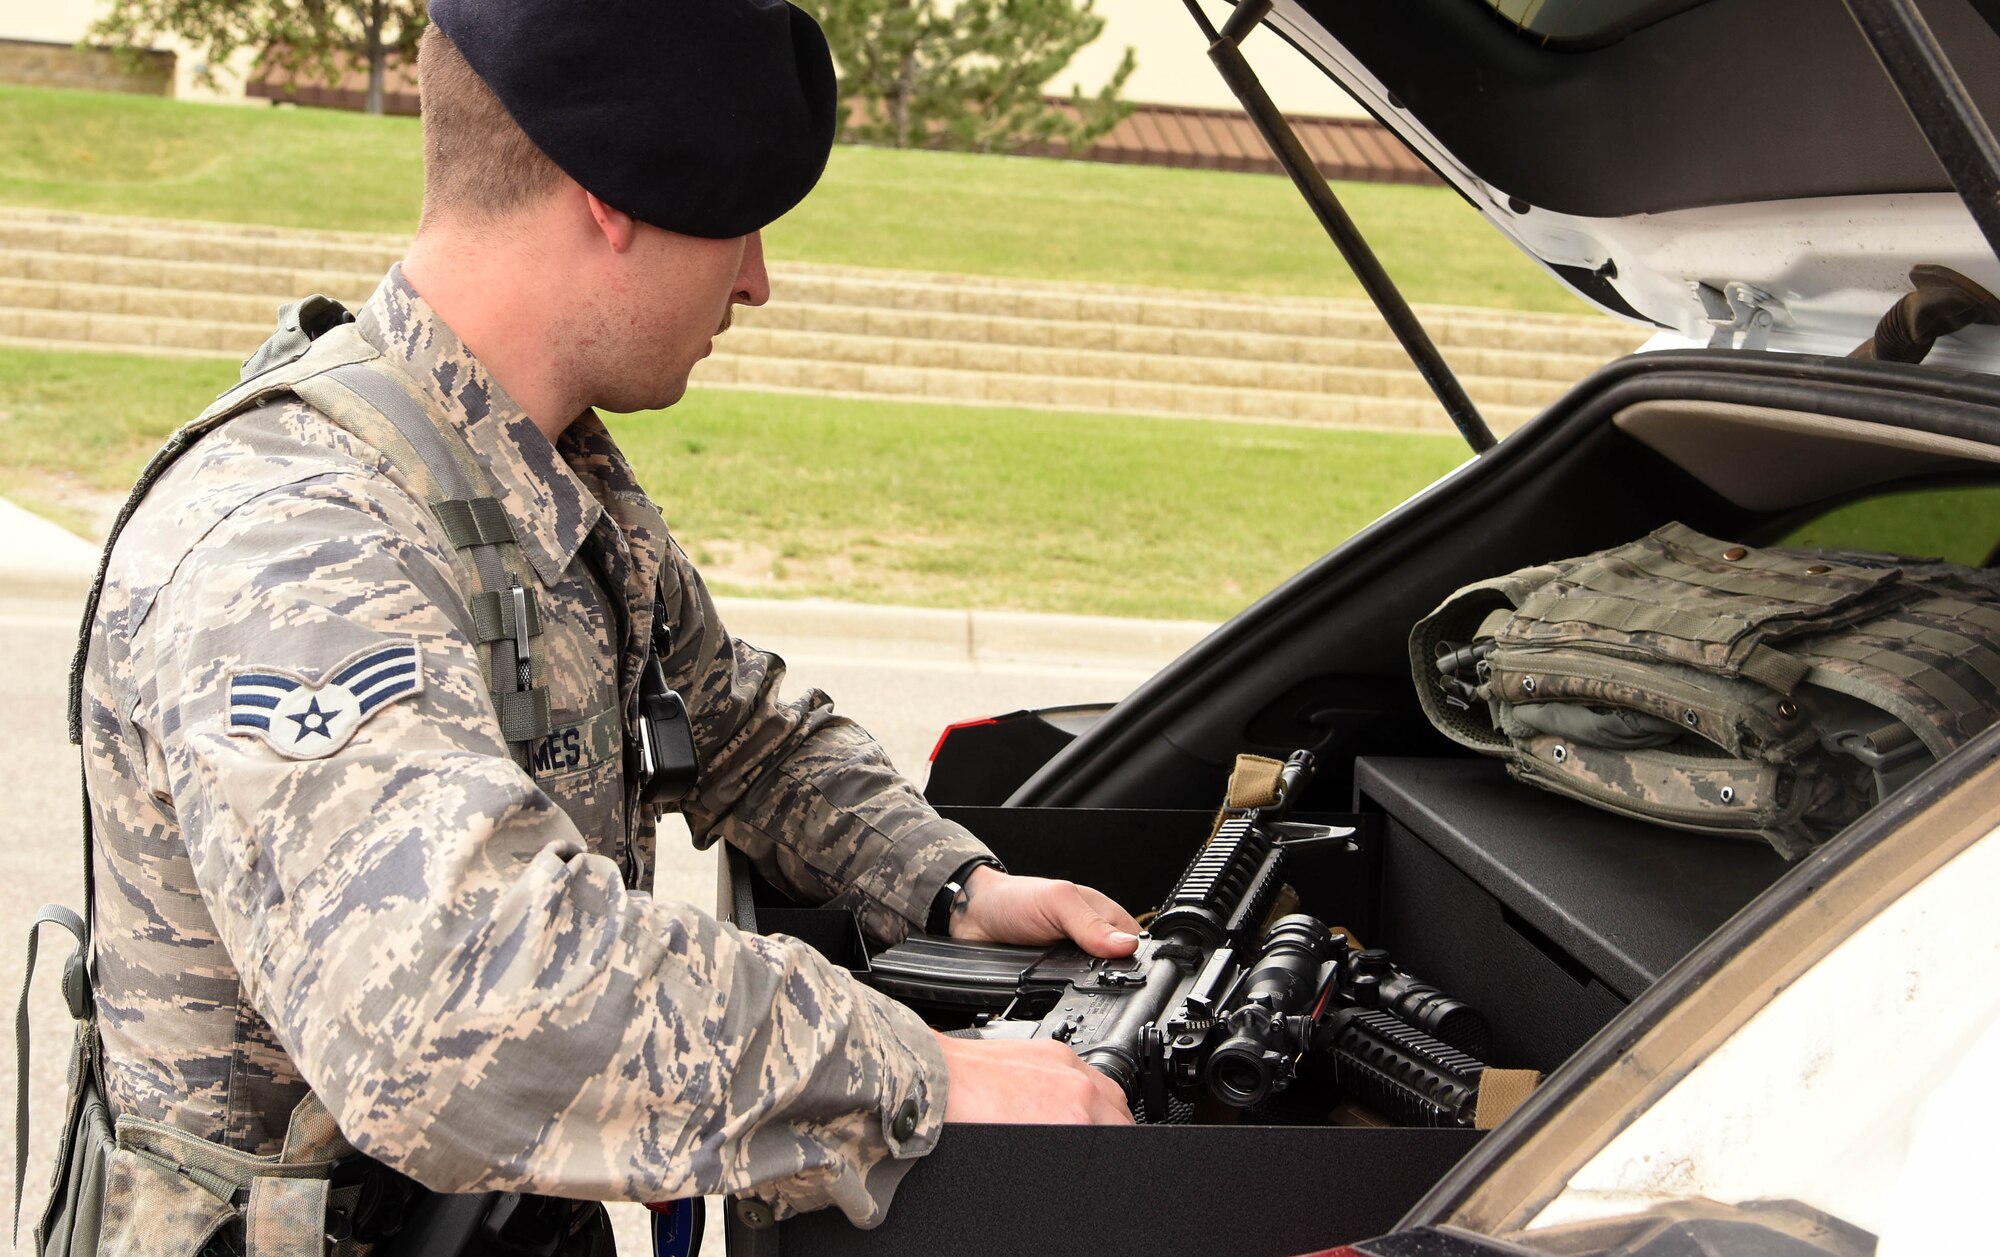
[1693, 281, 1788, 351]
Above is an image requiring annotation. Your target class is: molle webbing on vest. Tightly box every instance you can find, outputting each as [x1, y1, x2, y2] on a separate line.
[293, 359, 555, 762]
[492, 687, 557, 748]
[1412, 523, 2000, 859]
[1494, 523, 1911, 674]
[471, 587, 542, 643]
[94, 1095, 371, 1257]
[433, 497, 517, 549]
[1738, 647, 1813, 695]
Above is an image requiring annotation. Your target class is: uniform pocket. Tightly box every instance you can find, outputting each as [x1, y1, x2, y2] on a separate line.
[37, 1057, 113, 1257]
[531, 725, 628, 856]
[95, 1148, 236, 1257]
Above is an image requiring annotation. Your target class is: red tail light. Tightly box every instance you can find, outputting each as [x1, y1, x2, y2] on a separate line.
[928, 716, 999, 762]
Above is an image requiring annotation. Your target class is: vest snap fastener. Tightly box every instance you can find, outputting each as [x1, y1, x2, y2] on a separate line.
[892, 1096, 921, 1141]
[1683, 708, 1699, 726]
[1723, 547, 1748, 561]
[1805, 564, 1830, 575]
[1778, 700, 1799, 719]
[1720, 786, 1736, 804]
[1552, 744, 1568, 764]
[1522, 676, 1537, 695]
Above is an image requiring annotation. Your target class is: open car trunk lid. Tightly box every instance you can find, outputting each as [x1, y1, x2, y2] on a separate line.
[1264, 0, 2000, 364]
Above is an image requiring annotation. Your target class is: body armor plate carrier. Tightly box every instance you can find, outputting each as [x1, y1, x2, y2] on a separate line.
[1411, 522, 2000, 859]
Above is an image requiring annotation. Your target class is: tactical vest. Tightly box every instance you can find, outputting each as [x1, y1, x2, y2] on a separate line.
[1411, 522, 2000, 859]
[18, 296, 654, 1256]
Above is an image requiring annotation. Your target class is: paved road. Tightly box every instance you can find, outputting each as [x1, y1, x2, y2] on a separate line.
[1, 590, 1145, 1254]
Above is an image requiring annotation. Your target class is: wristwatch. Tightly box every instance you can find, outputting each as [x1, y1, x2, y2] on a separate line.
[925, 857, 1002, 937]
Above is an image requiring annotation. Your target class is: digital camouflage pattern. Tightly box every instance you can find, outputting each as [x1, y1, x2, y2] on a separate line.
[1412, 522, 2000, 858]
[80, 267, 994, 1224]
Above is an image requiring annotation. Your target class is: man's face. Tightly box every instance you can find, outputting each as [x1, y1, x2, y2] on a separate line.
[587, 225, 769, 414]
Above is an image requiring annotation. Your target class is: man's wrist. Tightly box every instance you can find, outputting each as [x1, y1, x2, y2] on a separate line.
[926, 857, 1002, 936]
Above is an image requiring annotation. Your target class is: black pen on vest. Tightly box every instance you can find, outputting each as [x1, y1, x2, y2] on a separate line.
[509, 578, 533, 690]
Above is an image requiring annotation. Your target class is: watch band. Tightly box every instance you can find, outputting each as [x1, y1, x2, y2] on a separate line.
[926, 857, 1000, 937]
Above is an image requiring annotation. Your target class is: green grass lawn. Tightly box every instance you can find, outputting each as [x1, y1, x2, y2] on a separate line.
[9, 344, 1996, 616]
[0, 84, 1580, 312]
[1780, 486, 2000, 568]
[0, 346, 1471, 620]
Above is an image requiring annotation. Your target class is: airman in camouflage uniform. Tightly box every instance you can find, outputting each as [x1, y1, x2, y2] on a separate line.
[81, 265, 1016, 1223]
[71, 4, 1138, 1242]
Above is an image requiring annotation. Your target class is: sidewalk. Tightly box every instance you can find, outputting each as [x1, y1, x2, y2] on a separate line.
[0, 495, 102, 600]
[0, 496, 1216, 671]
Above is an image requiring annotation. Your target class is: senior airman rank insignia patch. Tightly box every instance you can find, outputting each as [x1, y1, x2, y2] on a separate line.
[226, 641, 423, 758]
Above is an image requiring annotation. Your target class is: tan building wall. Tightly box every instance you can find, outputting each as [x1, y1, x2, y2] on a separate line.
[1055, 0, 1365, 119]
[7, 0, 1361, 120]
[0, 0, 101, 47]
[0, 0, 256, 103]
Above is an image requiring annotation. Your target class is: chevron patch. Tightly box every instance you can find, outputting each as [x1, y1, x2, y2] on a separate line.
[226, 641, 423, 759]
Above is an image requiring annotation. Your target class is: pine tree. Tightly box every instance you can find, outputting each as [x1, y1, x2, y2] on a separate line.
[810, 0, 1137, 155]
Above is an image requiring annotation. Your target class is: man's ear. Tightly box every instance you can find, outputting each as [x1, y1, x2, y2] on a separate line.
[584, 191, 638, 254]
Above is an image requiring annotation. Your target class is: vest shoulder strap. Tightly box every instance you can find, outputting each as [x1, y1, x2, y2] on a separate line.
[293, 362, 553, 758]
[36, 300, 549, 1248]
[66, 317, 379, 747]
[68, 304, 553, 761]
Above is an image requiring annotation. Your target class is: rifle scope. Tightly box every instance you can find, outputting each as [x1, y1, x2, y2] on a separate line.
[1204, 915, 1337, 1108]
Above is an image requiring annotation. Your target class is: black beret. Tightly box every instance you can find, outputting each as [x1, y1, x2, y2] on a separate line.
[427, 0, 838, 239]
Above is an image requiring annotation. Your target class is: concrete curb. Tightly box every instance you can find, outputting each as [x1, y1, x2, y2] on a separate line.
[0, 497, 1215, 670]
[711, 596, 1214, 671]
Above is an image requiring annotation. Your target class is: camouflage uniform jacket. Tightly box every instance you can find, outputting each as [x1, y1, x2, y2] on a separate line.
[79, 267, 993, 1225]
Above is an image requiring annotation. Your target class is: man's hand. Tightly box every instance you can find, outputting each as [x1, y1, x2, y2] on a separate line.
[946, 866, 1142, 958]
[934, 1033, 1135, 1125]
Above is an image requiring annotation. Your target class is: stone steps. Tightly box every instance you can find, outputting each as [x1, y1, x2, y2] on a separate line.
[715, 324, 1567, 409]
[0, 303, 262, 356]
[690, 355, 1541, 431]
[0, 206, 1646, 436]
[0, 254, 1613, 382]
[0, 272, 372, 330]
[0, 248, 379, 305]
[0, 275, 1567, 411]
[732, 301, 1611, 381]
[0, 219, 1638, 357]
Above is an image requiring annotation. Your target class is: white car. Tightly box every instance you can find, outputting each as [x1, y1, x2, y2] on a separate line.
[728, 2, 2000, 1254]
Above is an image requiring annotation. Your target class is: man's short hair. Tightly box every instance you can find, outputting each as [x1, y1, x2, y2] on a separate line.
[417, 25, 566, 226]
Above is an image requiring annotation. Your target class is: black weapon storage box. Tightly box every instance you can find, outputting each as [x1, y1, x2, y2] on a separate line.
[719, 759, 1791, 1257]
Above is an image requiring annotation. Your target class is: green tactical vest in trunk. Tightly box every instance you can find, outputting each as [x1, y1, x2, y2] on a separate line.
[1411, 523, 2000, 859]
